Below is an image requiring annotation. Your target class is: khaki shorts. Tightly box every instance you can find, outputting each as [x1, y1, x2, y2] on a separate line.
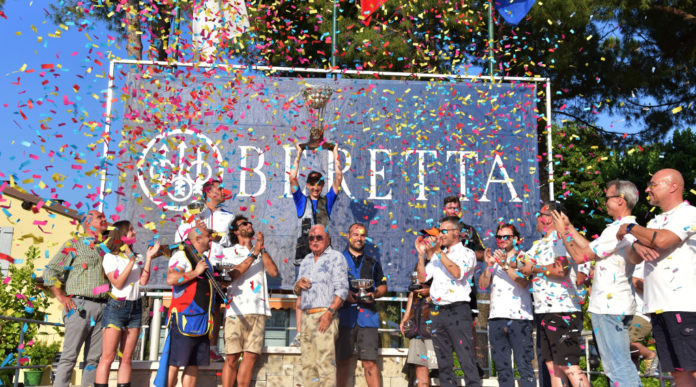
[224, 314, 266, 355]
[629, 315, 652, 344]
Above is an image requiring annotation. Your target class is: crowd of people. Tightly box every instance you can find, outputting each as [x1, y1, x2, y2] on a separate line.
[41, 164, 695, 387]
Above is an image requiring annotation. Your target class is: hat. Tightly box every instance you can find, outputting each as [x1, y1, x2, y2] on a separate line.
[419, 227, 440, 237]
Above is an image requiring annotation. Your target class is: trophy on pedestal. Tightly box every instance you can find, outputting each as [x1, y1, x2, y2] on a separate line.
[350, 279, 375, 303]
[300, 85, 335, 150]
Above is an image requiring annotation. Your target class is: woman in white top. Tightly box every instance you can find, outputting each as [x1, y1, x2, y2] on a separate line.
[95, 220, 159, 387]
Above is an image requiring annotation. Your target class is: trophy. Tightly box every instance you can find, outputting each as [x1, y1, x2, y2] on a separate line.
[215, 262, 236, 283]
[350, 279, 375, 303]
[408, 271, 422, 292]
[300, 85, 335, 150]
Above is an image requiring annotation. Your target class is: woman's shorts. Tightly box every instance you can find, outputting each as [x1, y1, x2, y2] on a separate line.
[101, 298, 142, 329]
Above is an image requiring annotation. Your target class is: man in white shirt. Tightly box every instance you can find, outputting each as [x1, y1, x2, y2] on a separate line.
[553, 180, 641, 386]
[518, 202, 589, 387]
[175, 178, 235, 360]
[415, 216, 481, 387]
[617, 169, 696, 385]
[221, 216, 278, 387]
[478, 223, 535, 387]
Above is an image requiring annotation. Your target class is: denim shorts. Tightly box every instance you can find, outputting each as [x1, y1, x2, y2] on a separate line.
[102, 298, 142, 329]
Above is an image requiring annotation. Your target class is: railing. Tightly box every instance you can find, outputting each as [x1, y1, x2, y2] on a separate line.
[1, 295, 674, 387]
[0, 315, 64, 387]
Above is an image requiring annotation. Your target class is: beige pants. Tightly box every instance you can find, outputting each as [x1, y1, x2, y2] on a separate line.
[301, 311, 339, 387]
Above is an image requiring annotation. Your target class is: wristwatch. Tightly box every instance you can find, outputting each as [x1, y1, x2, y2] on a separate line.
[626, 223, 636, 234]
[327, 307, 337, 315]
[249, 252, 259, 260]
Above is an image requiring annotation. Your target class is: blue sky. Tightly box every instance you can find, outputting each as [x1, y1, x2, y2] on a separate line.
[0, 0, 124, 213]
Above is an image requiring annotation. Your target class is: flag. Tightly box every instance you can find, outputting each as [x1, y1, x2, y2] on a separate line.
[494, 0, 536, 25]
[153, 329, 171, 387]
[360, 0, 388, 25]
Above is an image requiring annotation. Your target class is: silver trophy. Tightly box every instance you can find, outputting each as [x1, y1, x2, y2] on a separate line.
[408, 271, 422, 292]
[215, 263, 236, 283]
[300, 85, 335, 150]
[350, 279, 375, 303]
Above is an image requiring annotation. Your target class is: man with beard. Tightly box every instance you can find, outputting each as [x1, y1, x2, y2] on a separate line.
[336, 223, 387, 387]
[478, 224, 535, 387]
[221, 215, 278, 387]
[415, 216, 481, 387]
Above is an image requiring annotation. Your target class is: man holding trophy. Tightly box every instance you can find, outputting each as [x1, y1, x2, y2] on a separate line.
[336, 223, 388, 387]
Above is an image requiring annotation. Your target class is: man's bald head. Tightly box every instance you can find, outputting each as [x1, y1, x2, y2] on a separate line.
[647, 168, 686, 211]
[187, 224, 212, 253]
[654, 168, 684, 189]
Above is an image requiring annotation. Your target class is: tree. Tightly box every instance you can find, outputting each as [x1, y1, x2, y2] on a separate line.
[0, 247, 55, 384]
[471, 0, 696, 141]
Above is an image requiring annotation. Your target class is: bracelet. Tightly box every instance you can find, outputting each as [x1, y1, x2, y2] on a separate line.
[328, 307, 336, 315]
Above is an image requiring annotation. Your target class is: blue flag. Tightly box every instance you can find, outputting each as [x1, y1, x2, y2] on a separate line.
[153, 329, 171, 387]
[494, 0, 536, 25]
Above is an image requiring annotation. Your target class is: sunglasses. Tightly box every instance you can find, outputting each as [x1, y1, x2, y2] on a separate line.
[237, 221, 251, 227]
[495, 235, 513, 240]
[309, 235, 324, 242]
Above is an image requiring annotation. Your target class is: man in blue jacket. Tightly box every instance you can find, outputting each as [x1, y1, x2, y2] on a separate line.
[336, 223, 388, 387]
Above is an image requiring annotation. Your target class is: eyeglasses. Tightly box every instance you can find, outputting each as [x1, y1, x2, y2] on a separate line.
[237, 221, 251, 227]
[439, 228, 459, 235]
[605, 195, 622, 200]
[495, 235, 513, 240]
[308, 235, 324, 242]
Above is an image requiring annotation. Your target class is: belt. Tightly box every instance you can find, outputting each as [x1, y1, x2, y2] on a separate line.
[305, 307, 329, 315]
[71, 295, 108, 304]
[438, 301, 467, 310]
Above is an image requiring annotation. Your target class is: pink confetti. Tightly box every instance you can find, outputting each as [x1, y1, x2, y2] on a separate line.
[92, 284, 110, 295]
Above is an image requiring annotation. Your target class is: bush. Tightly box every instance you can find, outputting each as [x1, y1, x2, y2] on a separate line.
[24, 341, 60, 367]
[0, 246, 55, 371]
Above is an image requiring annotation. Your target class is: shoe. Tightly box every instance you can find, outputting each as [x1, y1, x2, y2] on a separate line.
[290, 335, 301, 347]
[210, 347, 224, 362]
[644, 356, 660, 376]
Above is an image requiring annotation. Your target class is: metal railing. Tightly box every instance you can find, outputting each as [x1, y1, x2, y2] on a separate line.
[0, 315, 64, 387]
[2, 296, 675, 387]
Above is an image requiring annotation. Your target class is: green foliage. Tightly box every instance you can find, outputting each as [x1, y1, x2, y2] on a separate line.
[24, 341, 60, 367]
[600, 128, 696, 225]
[551, 123, 612, 237]
[0, 246, 53, 369]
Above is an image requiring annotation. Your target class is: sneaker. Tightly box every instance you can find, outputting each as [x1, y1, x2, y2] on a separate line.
[644, 356, 660, 376]
[290, 335, 301, 347]
[209, 347, 224, 362]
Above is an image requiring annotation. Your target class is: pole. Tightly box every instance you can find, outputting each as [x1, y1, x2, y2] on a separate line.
[331, 0, 337, 72]
[488, 0, 494, 76]
[546, 80, 554, 200]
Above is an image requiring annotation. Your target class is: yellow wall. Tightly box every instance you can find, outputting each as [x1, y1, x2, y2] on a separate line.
[0, 191, 83, 383]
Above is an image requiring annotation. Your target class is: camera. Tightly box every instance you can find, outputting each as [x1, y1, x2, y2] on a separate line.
[408, 271, 422, 292]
